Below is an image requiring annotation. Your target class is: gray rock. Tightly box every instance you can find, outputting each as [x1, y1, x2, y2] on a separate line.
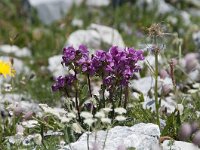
[143, 96, 177, 114]
[25, 0, 83, 25]
[0, 45, 31, 57]
[180, 11, 191, 26]
[47, 55, 68, 77]
[25, 0, 110, 25]
[130, 76, 154, 95]
[136, 0, 175, 15]
[162, 140, 200, 150]
[0, 93, 40, 114]
[67, 24, 125, 51]
[86, 0, 110, 7]
[158, 0, 175, 14]
[193, 31, 200, 50]
[62, 123, 160, 150]
[188, 8, 200, 17]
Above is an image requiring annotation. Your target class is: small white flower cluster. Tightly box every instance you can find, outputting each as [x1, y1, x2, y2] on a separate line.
[95, 109, 111, 124]
[80, 111, 96, 126]
[39, 104, 78, 123]
[188, 83, 200, 94]
[80, 107, 127, 126]
[114, 107, 127, 122]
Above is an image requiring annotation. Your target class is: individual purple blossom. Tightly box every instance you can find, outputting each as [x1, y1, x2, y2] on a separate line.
[78, 44, 89, 57]
[52, 74, 75, 92]
[103, 76, 115, 87]
[62, 46, 76, 65]
[52, 76, 66, 91]
[65, 74, 76, 85]
[62, 45, 89, 67]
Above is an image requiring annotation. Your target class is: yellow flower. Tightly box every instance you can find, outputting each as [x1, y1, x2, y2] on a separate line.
[0, 59, 15, 78]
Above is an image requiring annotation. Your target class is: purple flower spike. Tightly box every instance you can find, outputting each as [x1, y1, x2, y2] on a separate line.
[53, 45, 145, 91]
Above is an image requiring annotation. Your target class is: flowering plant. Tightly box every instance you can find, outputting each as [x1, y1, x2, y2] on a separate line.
[52, 45, 144, 123]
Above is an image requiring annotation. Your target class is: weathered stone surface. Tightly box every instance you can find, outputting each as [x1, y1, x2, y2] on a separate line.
[162, 140, 200, 150]
[25, 0, 82, 25]
[47, 55, 67, 77]
[193, 31, 200, 50]
[25, 0, 110, 25]
[67, 24, 125, 51]
[0, 45, 31, 57]
[61, 123, 160, 150]
[86, 0, 110, 7]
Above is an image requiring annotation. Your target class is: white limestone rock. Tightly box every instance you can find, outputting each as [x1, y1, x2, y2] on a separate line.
[0, 45, 31, 57]
[162, 140, 200, 150]
[193, 31, 200, 50]
[130, 76, 154, 95]
[48, 55, 65, 77]
[61, 123, 160, 150]
[26, 0, 83, 25]
[86, 0, 110, 7]
[67, 24, 125, 51]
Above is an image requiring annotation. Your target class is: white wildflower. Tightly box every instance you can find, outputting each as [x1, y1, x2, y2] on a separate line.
[60, 117, 71, 123]
[22, 120, 38, 128]
[67, 112, 76, 119]
[115, 115, 126, 122]
[188, 89, 198, 94]
[132, 92, 140, 99]
[8, 134, 24, 144]
[95, 111, 105, 118]
[193, 83, 200, 89]
[60, 140, 66, 147]
[80, 111, 93, 118]
[127, 103, 134, 108]
[196, 111, 200, 118]
[33, 134, 42, 145]
[177, 104, 184, 115]
[4, 83, 12, 92]
[101, 118, 111, 124]
[72, 123, 83, 134]
[102, 108, 112, 113]
[114, 107, 127, 115]
[84, 118, 96, 126]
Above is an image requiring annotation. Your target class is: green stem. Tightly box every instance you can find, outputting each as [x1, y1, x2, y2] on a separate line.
[154, 52, 160, 128]
[74, 70, 81, 122]
[124, 85, 129, 109]
[102, 129, 109, 150]
[87, 127, 90, 150]
[87, 74, 92, 97]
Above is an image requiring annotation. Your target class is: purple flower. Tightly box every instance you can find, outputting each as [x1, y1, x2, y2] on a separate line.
[65, 74, 76, 85]
[52, 74, 75, 92]
[62, 46, 76, 65]
[52, 76, 66, 91]
[54, 45, 145, 91]
[78, 44, 89, 56]
[103, 76, 115, 87]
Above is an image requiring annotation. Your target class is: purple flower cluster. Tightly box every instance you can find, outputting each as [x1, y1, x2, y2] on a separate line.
[52, 45, 144, 91]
